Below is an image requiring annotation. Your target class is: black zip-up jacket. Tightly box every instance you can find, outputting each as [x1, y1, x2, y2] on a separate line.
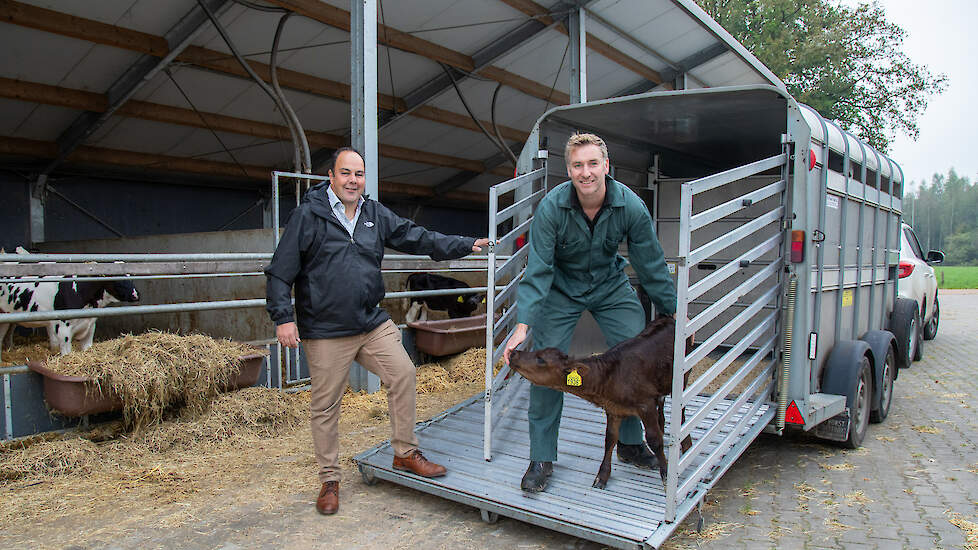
[265, 183, 476, 339]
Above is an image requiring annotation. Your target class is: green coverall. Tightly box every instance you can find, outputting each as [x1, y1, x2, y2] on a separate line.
[516, 176, 678, 461]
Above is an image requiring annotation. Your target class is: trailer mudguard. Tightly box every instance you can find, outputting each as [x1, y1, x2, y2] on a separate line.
[821, 340, 875, 410]
[861, 330, 898, 410]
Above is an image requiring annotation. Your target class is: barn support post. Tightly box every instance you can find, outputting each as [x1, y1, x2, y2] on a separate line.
[29, 176, 46, 245]
[351, 0, 378, 201]
[350, 0, 380, 393]
[568, 6, 587, 104]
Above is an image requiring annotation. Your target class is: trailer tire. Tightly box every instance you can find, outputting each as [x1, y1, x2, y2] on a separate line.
[843, 358, 872, 448]
[891, 298, 920, 369]
[869, 346, 895, 423]
[821, 341, 873, 448]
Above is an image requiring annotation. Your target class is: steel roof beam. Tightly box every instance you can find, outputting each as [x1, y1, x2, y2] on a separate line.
[495, 0, 664, 88]
[614, 42, 728, 97]
[38, 0, 231, 179]
[0, 1, 527, 144]
[379, 7, 570, 129]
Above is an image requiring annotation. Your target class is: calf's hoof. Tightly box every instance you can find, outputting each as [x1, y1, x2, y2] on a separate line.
[592, 476, 608, 489]
[520, 461, 553, 493]
[617, 443, 659, 470]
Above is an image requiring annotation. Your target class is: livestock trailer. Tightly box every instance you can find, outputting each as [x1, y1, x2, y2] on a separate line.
[355, 85, 912, 548]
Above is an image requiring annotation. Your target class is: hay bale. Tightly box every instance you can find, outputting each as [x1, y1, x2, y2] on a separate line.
[0, 437, 106, 481]
[44, 332, 268, 430]
[0, 388, 306, 482]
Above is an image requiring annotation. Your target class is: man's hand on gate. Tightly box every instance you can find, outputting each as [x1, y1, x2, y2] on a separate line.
[277, 322, 301, 349]
[472, 238, 492, 252]
[503, 323, 529, 365]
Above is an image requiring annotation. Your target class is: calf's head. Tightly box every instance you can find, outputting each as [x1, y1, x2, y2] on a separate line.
[509, 348, 589, 389]
[106, 280, 140, 303]
[456, 293, 484, 317]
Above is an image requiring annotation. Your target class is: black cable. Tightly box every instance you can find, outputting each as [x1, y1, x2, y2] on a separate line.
[196, 0, 303, 173]
[490, 82, 518, 167]
[229, 0, 289, 13]
[441, 63, 513, 165]
[542, 37, 570, 115]
[270, 11, 311, 173]
[380, 0, 399, 115]
[164, 68, 251, 179]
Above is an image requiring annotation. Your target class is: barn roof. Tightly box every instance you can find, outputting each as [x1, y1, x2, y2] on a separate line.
[0, 0, 783, 204]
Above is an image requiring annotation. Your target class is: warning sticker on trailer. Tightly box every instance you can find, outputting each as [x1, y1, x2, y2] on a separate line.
[842, 289, 853, 307]
[826, 195, 840, 209]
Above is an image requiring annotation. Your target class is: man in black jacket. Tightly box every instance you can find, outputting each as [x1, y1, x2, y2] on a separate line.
[265, 148, 489, 516]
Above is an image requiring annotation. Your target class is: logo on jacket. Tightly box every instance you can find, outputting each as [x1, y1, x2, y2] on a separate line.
[363, 221, 375, 228]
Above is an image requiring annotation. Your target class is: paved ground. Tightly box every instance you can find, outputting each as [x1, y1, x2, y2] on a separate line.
[7, 292, 977, 549]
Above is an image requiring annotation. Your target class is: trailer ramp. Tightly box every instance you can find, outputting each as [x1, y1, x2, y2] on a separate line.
[354, 377, 773, 549]
[357, 144, 786, 547]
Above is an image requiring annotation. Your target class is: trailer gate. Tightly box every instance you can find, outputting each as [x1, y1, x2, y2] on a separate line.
[355, 152, 785, 548]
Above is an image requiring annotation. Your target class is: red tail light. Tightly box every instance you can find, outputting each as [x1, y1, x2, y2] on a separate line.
[790, 230, 805, 263]
[898, 261, 915, 278]
[809, 149, 817, 171]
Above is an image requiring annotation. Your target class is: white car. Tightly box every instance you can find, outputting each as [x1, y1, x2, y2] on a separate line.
[897, 222, 943, 362]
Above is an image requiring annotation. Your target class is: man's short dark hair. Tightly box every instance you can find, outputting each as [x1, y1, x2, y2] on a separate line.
[327, 147, 363, 175]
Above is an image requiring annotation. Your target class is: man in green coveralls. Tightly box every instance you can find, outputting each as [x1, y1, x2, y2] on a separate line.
[503, 132, 677, 493]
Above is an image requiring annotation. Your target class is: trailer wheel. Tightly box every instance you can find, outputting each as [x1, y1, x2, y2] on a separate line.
[891, 298, 920, 369]
[359, 464, 378, 486]
[923, 297, 939, 340]
[870, 346, 895, 424]
[843, 357, 872, 449]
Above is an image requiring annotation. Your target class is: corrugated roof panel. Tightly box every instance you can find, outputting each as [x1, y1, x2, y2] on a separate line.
[0, 100, 79, 141]
[56, 45, 147, 93]
[16, 0, 194, 36]
[387, 0, 530, 56]
[0, 23, 94, 85]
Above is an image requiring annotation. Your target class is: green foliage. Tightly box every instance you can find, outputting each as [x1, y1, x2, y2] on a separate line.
[696, 0, 946, 151]
[934, 266, 978, 289]
[904, 169, 978, 265]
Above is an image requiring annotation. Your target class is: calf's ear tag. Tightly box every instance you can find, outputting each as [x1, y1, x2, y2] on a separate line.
[566, 369, 582, 386]
[456, 296, 464, 303]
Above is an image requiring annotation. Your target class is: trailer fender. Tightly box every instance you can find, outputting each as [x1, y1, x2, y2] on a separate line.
[821, 340, 874, 412]
[861, 330, 898, 409]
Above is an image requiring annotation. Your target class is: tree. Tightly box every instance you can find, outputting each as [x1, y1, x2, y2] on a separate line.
[696, 0, 946, 152]
[904, 169, 978, 265]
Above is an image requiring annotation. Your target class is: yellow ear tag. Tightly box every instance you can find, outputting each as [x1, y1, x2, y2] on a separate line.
[566, 369, 582, 387]
[457, 296, 464, 303]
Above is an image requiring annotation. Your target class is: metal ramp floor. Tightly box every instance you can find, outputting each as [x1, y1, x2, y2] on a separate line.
[354, 382, 774, 549]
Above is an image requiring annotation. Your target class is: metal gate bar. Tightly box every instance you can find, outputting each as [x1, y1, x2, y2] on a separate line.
[485, 165, 547, 460]
[667, 152, 786, 521]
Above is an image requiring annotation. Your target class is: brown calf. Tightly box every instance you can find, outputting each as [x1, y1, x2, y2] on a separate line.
[509, 316, 691, 489]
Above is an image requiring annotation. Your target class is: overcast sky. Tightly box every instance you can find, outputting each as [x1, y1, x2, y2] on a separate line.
[878, 0, 977, 191]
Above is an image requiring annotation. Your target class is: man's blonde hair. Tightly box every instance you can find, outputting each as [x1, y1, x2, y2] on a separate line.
[564, 132, 608, 162]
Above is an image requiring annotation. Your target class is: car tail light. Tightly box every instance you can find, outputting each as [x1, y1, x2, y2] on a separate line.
[899, 261, 914, 278]
[790, 230, 805, 263]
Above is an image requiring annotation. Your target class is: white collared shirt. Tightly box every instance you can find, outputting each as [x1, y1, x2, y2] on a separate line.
[325, 186, 364, 238]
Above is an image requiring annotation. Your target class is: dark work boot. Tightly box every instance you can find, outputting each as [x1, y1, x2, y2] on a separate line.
[617, 443, 659, 470]
[520, 461, 553, 493]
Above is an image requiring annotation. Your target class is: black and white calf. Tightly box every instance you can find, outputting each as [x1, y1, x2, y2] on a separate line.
[0, 278, 139, 358]
[404, 273, 483, 323]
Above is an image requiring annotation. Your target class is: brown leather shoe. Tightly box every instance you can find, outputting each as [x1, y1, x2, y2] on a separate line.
[316, 481, 339, 515]
[393, 450, 447, 477]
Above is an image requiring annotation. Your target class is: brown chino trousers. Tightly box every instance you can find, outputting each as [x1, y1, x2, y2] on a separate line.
[302, 319, 418, 483]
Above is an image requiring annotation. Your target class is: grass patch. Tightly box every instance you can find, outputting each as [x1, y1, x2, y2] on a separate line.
[935, 265, 978, 289]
